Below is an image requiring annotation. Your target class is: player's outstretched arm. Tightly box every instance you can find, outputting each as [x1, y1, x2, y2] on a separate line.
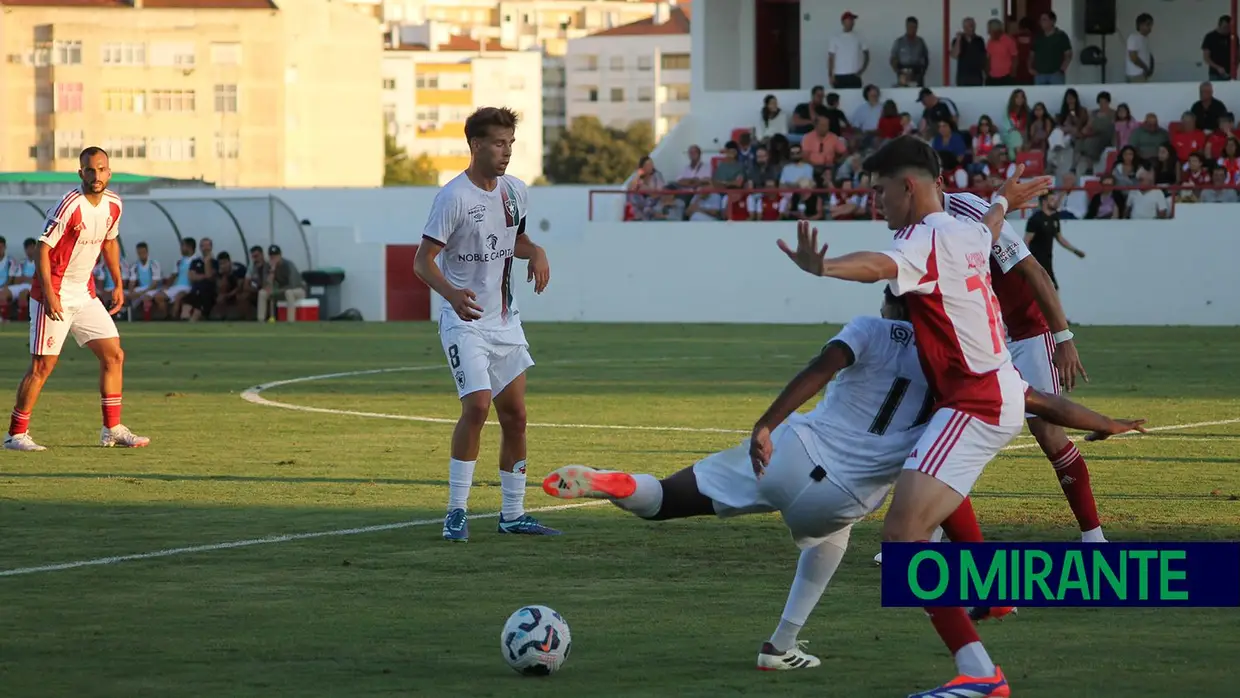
[985, 165, 1054, 243]
[777, 220, 897, 282]
[1013, 256, 1088, 391]
[514, 231, 550, 294]
[750, 342, 854, 475]
[1024, 389, 1147, 442]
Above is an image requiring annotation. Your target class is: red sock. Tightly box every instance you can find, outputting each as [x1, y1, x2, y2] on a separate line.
[941, 496, 985, 543]
[926, 605, 981, 654]
[101, 394, 122, 429]
[1049, 442, 1101, 531]
[9, 409, 30, 436]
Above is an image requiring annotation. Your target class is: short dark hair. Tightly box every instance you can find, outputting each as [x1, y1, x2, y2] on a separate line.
[23, 237, 36, 247]
[250, 245, 263, 254]
[0, 236, 6, 245]
[1097, 91, 1112, 103]
[862, 135, 941, 180]
[1044, 11, 1057, 22]
[217, 251, 231, 261]
[906, 16, 918, 24]
[464, 106, 519, 142]
[826, 92, 840, 106]
[79, 146, 107, 167]
[1136, 13, 1153, 27]
[1223, 112, 1235, 122]
[181, 236, 196, 250]
[724, 140, 739, 151]
[811, 85, 825, 94]
[136, 241, 148, 250]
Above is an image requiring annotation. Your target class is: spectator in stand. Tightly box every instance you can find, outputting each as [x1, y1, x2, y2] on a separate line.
[851, 85, 883, 146]
[1074, 91, 1116, 173]
[1026, 194, 1085, 289]
[891, 16, 930, 87]
[1129, 113, 1171, 161]
[211, 252, 247, 321]
[1181, 152, 1212, 201]
[828, 175, 869, 220]
[1001, 89, 1029, 155]
[931, 120, 968, 162]
[626, 156, 666, 221]
[800, 116, 848, 178]
[1202, 167, 1240, 202]
[1202, 15, 1234, 81]
[876, 100, 903, 141]
[982, 147, 1016, 180]
[939, 151, 969, 190]
[778, 144, 814, 215]
[676, 145, 711, 189]
[1128, 168, 1170, 219]
[1055, 171, 1089, 219]
[916, 88, 957, 137]
[968, 171, 991, 195]
[1191, 82, 1229, 131]
[790, 168, 831, 222]
[735, 131, 758, 169]
[712, 141, 746, 189]
[899, 111, 915, 135]
[985, 18, 1018, 86]
[756, 95, 785, 143]
[744, 145, 781, 215]
[822, 92, 850, 136]
[1031, 11, 1072, 85]
[685, 189, 725, 221]
[788, 86, 829, 144]
[256, 245, 306, 323]
[833, 152, 864, 185]
[828, 12, 869, 89]
[951, 17, 986, 86]
[1112, 145, 1142, 186]
[1173, 112, 1207, 162]
[1217, 137, 1240, 181]
[1086, 175, 1126, 219]
[1025, 101, 1055, 153]
[1113, 103, 1137, 150]
[1206, 113, 1236, 158]
[1057, 88, 1089, 142]
[650, 193, 687, 221]
[1152, 143, 1180, 186]
[1012, 17, 1036, 84]
[1125, 14, 1154, 82]
[973, 115, 998, 162]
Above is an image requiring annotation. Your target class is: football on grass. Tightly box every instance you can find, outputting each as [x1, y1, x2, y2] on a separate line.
[501, 605, 572, 675]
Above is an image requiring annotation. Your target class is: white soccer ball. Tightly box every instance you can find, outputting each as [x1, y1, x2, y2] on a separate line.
[500, 605, 572, 676]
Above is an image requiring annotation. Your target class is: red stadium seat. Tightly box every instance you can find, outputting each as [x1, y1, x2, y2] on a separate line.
[728, 195, 749, 221]
[1103, 149, 1118, 174]
[759, 195, 781, 221]
[1015, 150, 1045, 175]
[624, 202, 638, 221]
[730, 127, 753, 143]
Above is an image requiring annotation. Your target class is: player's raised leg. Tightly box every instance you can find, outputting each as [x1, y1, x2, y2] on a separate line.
[492, 371, 559, 536]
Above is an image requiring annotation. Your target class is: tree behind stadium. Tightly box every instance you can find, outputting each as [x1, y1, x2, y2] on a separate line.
[544, 116, 655, 184]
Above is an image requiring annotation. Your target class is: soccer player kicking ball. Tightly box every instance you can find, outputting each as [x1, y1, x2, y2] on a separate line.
[414, 107, 558, 541]
[4, 147, 149, 451]
[541, 290, 1144, 674]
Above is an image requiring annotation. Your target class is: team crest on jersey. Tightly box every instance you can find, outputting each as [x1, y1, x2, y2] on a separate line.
[487, 234, 498, 251]
[454, 371, 466, 388]
[889, 325, 913, 346]
[468, 204, 487, 223]
[500, 182, 520, 228]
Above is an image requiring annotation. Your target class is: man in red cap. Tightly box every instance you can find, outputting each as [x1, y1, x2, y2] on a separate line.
[829, 11, 869, 89]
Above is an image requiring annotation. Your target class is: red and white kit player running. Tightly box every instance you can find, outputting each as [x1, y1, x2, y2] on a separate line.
[414, 107, 557, 540]
[778, 135, 1051, 698]
[4, 147, 149, 451]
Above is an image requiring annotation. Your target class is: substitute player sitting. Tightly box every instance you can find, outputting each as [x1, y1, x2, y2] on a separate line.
[414, 106, 557, 541]
[542, 290, 1144, 673]
[4, 147, 149, 451]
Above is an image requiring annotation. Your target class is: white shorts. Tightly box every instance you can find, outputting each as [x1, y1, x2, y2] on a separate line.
[6, 283, 31, 296]
[1010, 332, 1058, 417]
[439, 321, 534, 398]
[165, 284, 190, 299]
[30, 297, 119, 356]
[902, 408, 1022, 496]
[693, 416, 877, 549]
[129, 285, 158, 298]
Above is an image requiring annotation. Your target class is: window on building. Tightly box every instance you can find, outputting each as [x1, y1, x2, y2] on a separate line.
[150, 89, 196, 112]
[382, 78, 396, 90]
[588, 88, 598, 102]
[151, 42, 195, 67]
[214, 132, 240, 160]
[210, 42, 242, 66]
[103, 137, 148, 160]
[414, 74, 440, 89]
[666, 84, 691, 101]
[100, 42, 147, 66]
[637, 55, 653, 71]
[610, 87, 624, 102]
[55, 83, 83, 112]
[214, 84, 238, 113]
[103, 89, 146, 113]
[661, 53, 690, 71]
[609, 55, 624, 71]
[637, 86, 653, 102]
[54, 40, 82, 66]
[576, 55, 597, 71]
[150, 137, 196, 162]
[55, 130, 83, 160]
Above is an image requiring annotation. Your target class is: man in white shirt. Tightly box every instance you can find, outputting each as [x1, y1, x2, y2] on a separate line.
[828, 11, 869, 89]
[1128, 168, 1169, 219]
[676, 145, 711, 188]
[1126, 13, 1154, 82]
[1055, 171, 1089, 219]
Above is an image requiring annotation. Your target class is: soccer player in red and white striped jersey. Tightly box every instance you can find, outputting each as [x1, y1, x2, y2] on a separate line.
[3, 147, 149, 451]
[777, 135, 1051, 698]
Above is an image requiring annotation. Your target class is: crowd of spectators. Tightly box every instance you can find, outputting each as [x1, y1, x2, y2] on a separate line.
[0, 236, 306, 323]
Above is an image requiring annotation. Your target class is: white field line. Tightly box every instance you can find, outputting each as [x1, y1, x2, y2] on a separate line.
[0, 501, 607, 578]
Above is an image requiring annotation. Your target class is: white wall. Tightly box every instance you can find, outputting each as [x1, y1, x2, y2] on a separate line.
[1085, 0, 1231, 85]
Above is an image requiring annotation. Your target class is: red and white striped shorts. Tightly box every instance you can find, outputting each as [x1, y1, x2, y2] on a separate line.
[901, 408, 1022, 496]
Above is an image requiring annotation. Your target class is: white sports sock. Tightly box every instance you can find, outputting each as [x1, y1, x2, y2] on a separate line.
[954, 641, 996, 678]
[447, 458, 476, 511]
[500, 464, 527, 519]
[612, 473, 663, 519]
[770, 531, 850, 652]
[930, 526, 945, 543]
[1081, 526, 1107, 542]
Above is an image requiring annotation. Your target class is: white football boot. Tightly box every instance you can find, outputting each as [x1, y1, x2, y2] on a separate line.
[757, 641, 821, 671]
[3, 433, 47, 451]
[100, 424, 150, 448]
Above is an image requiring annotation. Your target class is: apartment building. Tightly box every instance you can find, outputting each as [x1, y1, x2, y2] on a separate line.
[0, 0, 383, 188]
[564, 3, 689, 139]
[383, 30, 543, 185]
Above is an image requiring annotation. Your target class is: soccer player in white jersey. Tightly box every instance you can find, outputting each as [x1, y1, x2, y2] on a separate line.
[126, 241, 163, 314]
[777, 135, 1051, 697]
[541, 290, 1143, 672]
[3, 147, 149, 451]
[414, 106, 557, 541]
